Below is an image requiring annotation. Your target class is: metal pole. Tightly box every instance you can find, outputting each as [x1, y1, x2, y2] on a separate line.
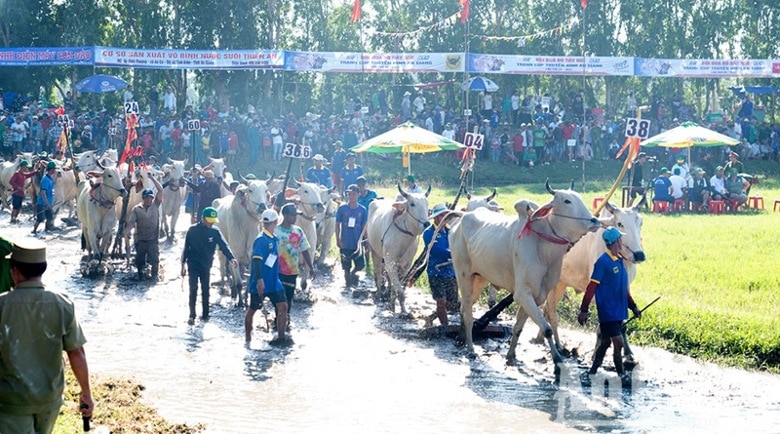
[581, 5, 587, 192]
[463, 16, 470, 140]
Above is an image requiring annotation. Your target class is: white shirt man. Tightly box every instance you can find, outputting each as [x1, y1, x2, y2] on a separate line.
[511, 93, 520, 112]
[163, 88, 177, 112]
[671, 159, 692, 187]
[669, 168, 687, 200]
[412, 94, 425, 115]
[710, 168, 727, 196]
[442, 124, 455, 140]
[123, 88, 134, 102]
[482, 93, 492, 111]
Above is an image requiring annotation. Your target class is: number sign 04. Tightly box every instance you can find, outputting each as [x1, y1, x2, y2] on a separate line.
[463, 132, 484, 150]
[625, 118, 651, 139]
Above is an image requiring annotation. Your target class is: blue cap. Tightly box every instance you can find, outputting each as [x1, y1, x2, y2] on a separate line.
[602, 227, 625, 245]
[142, 189, 155, 198]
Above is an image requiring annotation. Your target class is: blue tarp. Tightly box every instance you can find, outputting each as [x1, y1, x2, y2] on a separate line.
[730, 86, 780, 98]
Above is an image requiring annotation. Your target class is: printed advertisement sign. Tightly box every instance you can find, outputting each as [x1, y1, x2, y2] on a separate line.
[285, 51, 464, 73]
[634, 58, 777, 78]
[0, 47, 93, 66]
[93, 46, 284, 69]
[468, 54, 634, 76]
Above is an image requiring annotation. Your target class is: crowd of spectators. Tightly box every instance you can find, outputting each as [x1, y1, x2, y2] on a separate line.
[1, 85, 778, 176]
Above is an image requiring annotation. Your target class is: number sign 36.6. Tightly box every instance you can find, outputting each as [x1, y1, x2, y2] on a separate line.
[463, 132, 484, 150]
[282, 143, 312, 159]
[624, 118, 651, 139]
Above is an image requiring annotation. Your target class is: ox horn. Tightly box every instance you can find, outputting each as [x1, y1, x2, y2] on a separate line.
[486, 188, 497, 202]
[397, 183, 408, 199]
[95, 157, 105, 170]
[605, 201, 618, 214]
[424, 184, 431, 198]
[237, 169, 248, 184]
[545, 178, 556, 195]
[168, 157, 174, 164]
[569, 179, 575, 191]
[266, 171, 275, 182]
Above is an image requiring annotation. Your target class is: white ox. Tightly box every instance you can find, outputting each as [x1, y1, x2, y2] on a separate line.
[76, 161, 128, 261]
[52, 167, 80, 219]
[540, 198, 646, 352]
[463, 187, 497, 212]
[75, 150, 118, 173]
[213, 174, 271, 303]
[367, 184, 431, 314]
[315, 188, 340, 267]
[160, 158, 187, 241]
[449, 181, 600, 366]
[289, 180, 325, 291]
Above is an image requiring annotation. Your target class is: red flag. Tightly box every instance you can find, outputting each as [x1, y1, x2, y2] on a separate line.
[55, 106, 65, 116]
[459, 0, 469, 23]
[119, 114, 139, 166]
[350, 0, 361, 23]
[581, 0, 587, 9]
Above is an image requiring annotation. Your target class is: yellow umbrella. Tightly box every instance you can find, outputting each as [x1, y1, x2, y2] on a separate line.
[351, 122, 464, 174]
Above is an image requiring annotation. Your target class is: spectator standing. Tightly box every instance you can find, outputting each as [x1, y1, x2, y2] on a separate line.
[0, 239, 94, 433]
[626, 153, 647, 207]
[276, 204, 316, 312]
[270, 120, 284, 161]
[187, 170, 222, 229]
[331, 141, 347, 193]
[123, 85, 133, 103]
[163, 86, 177, 114]
[181, 207, 237, 324]
[335, 184, 368, 289]
[147, 87, 159, 117]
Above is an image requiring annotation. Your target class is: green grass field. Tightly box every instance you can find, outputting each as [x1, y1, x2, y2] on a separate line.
[345, 154, 780, 372]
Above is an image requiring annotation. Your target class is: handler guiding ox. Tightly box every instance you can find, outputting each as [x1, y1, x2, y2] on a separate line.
[449, 180, 600, 369]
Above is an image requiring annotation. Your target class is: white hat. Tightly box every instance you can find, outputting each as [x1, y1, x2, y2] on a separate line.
[262, 209, 279, 223]
[429, 203, 449, 219]
[404, 91, 411, 96]
[312, 154, 325, 161]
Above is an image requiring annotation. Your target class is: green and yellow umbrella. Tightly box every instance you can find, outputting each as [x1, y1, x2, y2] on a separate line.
[351, 122, 464, 174]
[640, 122, 740, 148]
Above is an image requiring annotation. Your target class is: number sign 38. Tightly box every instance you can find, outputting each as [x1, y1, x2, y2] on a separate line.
[624, 118, 651, 139]
[282, 143, 312, 159]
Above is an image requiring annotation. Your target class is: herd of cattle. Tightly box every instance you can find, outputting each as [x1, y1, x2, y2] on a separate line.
[0, 151, 647, 370]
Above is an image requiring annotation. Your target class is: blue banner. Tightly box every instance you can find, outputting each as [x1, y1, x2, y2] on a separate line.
[0, 47, 94, 66]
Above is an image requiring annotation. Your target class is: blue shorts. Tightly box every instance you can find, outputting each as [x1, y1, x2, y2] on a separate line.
[36, 204, 53, 223]
[11, 195, 23, 210]
[599, 320, 624, 338]
[249, 291, 287, 309]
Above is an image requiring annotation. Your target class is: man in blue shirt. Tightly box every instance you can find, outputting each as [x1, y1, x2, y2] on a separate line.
[33, 161, 57, 234]
[335, 184, 367, 288]
[244, 209, 291, 345]
[422, 203, 458, 329]
[355, 176, 377, 210]
[578, 227, 641, 380]
[652, 167, 674, 206]
[306, 154, 332, 188]
[340, 153, 363, 195]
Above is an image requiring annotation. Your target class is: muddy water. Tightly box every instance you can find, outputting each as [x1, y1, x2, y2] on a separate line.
[5, 216, 780, 433]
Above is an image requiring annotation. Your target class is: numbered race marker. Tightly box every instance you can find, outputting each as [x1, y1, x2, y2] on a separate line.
[463, 109, 472, 116]
[282, 143, 312, 159]
[360, 106, 370, 114]
[625, 117, 651, 139]
[463, 132, 484, 150]
[124, 101, 140, 116]
[187, 119, 201, 131]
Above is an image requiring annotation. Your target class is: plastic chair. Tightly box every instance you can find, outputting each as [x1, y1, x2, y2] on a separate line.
[709, 200, 726, 214]
[652, 201, 669, 214]
[673, 199, 686, 212]
[748, 196, 764, 210]
[774, 200, 780, 212]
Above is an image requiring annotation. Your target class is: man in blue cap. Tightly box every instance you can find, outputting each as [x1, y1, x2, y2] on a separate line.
[128, 174, 164, 281]
[578, 227, 642, 382]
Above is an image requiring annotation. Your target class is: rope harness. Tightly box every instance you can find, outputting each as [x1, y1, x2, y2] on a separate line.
[89, 183, 118, 209]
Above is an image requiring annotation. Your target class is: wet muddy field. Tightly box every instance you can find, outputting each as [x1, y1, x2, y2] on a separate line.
[5, 215, 780, 433]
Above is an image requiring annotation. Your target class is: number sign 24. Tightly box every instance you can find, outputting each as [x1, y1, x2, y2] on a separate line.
[282, 143, 312, 159]
[625, 118, 651, 139]
[124, 101, 140, 116]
